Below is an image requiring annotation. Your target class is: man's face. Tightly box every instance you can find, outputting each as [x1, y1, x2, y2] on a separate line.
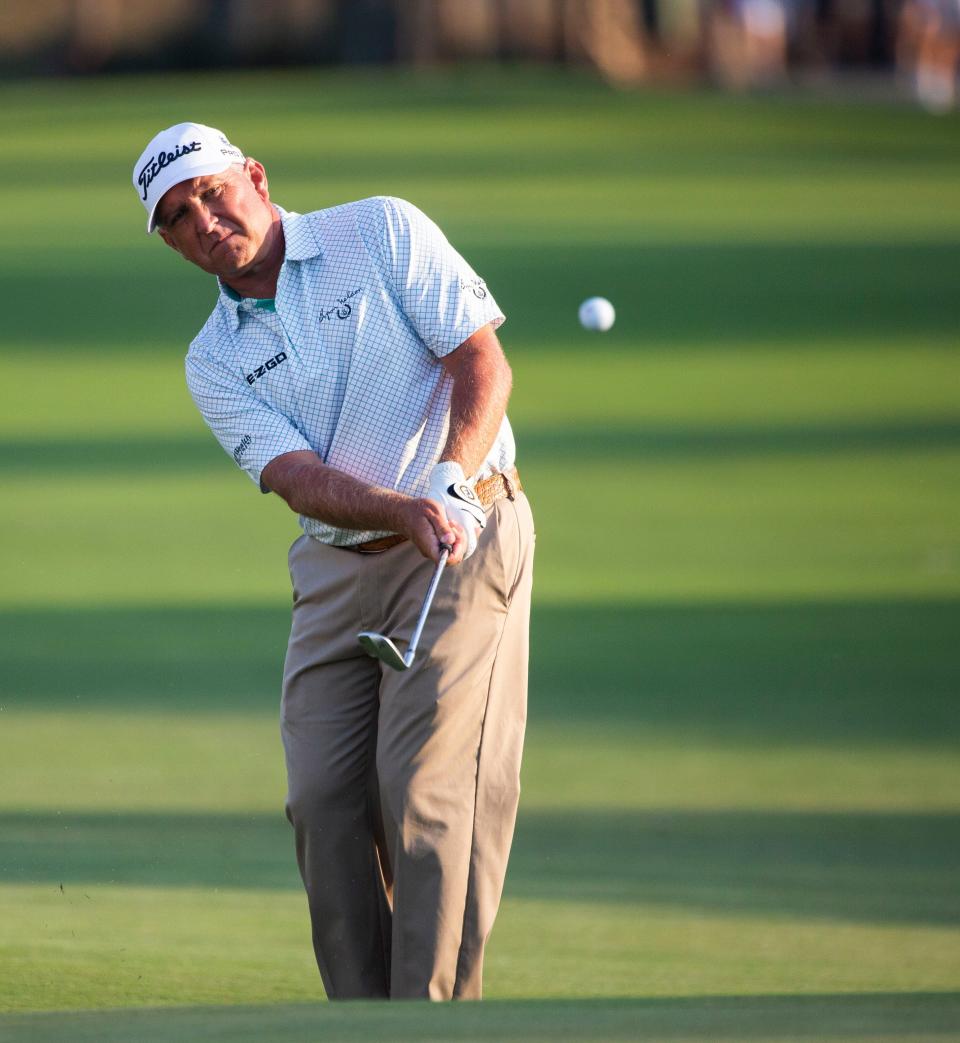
[155, 159, 275, 279]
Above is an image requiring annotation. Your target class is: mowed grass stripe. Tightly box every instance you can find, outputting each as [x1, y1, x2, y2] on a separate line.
[3, 345, 959, 436]
[3, 67, 959, 163]
[1, 713, 958, 814]
[1, 807, 958, 928]
[1, 884, 958, 1012]
[4, 422, 960, 477]
[4, 238, 958, 352]
[2, 449, 958, 607]
[3, 994, 960, 1043]
[2, 595, 959, 737]
[6, 177, 960, 249]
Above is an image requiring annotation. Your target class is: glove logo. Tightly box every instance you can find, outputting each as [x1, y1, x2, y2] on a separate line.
[452, 482, 479, 504]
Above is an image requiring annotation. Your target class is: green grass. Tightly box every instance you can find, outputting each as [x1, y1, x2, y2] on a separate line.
[0, 67, 958, 1040]
[6, 995, 959, 1043]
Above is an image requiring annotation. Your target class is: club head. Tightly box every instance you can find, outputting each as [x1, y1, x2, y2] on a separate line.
[357, 631, 411, 671]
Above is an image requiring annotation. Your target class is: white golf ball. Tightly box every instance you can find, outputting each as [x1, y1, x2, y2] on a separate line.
[578, 296, 615, 332]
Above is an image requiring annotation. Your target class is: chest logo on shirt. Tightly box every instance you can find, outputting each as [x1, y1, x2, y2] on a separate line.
[318, 287, 362, 324]
[245, 351, 288, 386]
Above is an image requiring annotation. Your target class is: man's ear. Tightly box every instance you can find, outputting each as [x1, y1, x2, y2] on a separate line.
[158, 228, 180, 254]
[245, 157, 270, 203]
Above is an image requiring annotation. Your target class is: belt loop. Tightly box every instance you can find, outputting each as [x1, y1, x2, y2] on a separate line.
[502, 469, 516, 501]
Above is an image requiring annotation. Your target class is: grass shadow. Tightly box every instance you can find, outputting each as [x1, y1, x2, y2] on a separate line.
[3, 240, 958, 353]
[3, 599, 957, 744]
[3, 808, 958, 927]
[4, 418, 960, 478]
[2, 993, 959, 1042]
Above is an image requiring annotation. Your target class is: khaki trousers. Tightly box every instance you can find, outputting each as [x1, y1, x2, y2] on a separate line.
[281, 492, 534, 1000]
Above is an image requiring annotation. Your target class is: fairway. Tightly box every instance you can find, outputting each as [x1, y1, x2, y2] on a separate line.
[1, 68, 958, 1041]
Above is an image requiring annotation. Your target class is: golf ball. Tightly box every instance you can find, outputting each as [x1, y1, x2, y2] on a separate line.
[578, 296, 615, 332]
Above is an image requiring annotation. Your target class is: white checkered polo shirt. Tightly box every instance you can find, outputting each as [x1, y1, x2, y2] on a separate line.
[185, 196, 515, 546]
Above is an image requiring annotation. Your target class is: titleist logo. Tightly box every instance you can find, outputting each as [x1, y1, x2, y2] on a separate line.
[138, 141, 202, 200]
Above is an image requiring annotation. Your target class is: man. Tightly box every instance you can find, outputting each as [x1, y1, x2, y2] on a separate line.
[131, 123, 534, 1000]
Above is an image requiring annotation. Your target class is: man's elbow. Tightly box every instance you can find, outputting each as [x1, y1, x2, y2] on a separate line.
[500, 353, 513, 397]
[481, 333, 512, 396]
[261, 453, 313, 515]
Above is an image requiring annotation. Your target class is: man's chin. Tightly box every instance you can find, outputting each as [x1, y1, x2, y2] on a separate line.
[209, 242, 255, 277]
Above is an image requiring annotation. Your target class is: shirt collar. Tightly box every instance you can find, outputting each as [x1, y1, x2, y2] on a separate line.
[280, 206, 323, 262]
[217, 205, 323, 330]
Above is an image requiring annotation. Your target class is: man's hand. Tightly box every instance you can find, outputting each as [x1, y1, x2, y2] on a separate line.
[426, 461, 485, 560]
[260, 451, 482, 565]
[396, 496, 468, 564]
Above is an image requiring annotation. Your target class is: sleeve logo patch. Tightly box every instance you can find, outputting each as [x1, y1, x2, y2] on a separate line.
[460, 277, 488, 300]
[245, 351, 287, 385]
[233, 434, 252, 463]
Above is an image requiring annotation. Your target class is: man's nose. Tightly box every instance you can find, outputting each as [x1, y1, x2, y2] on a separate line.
[194, 203, 219, 234]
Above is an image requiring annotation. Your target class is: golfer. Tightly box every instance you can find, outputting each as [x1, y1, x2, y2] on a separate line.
[132, 123, 535, 1000]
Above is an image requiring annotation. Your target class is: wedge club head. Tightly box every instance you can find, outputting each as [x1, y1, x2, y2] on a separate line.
[357, 632, 411, 671]
[357, 544, 450, 671]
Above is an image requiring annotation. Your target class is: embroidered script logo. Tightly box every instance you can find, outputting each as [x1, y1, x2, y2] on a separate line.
[138, 141, 202, 200]
[318, 287, 362, 324]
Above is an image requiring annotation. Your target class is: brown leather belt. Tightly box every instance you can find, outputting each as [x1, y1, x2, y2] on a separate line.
[346, 466, 522, 554]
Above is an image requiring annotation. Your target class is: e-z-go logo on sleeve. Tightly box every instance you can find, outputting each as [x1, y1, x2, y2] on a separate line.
[246, 351, 287, 385]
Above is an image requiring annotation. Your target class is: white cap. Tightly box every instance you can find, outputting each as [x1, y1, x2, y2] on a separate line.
[132, 122, 244, 233]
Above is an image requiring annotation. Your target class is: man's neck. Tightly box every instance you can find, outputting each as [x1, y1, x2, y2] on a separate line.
[222, 211, 285, 300]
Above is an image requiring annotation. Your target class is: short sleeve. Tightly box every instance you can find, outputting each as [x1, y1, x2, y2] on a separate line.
[376, 197, 505, 357]
[186, 349, 313, 492]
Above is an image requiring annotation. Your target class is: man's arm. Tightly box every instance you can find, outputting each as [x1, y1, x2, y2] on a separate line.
[261, 323, 512, 565]
[438, 323, 512, 476]
[261, 452, 462, 563]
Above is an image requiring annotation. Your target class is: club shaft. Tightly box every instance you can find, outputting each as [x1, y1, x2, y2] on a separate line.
[404, 547, 449, 665]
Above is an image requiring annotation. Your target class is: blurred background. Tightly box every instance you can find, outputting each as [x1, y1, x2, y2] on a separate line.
[0, 2, 958, 1041]
[4, 0, 960, 111]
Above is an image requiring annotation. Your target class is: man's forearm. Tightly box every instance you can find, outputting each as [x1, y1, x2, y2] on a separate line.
[439, 325, 513, 477]
[261, 450, 464, 562]
[262, 451, 409, 532]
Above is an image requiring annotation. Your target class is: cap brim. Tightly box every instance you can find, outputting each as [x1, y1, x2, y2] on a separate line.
[145, 156, 239, 234]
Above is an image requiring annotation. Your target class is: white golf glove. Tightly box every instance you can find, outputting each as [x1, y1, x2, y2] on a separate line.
[427, 461, 486, 560]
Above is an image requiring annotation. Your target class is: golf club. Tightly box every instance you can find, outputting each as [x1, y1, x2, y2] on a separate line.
[357, 543, 450, 670]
